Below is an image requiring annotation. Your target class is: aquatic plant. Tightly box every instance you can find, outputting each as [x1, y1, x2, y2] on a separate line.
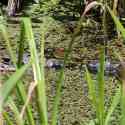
[85, 4, 125, 125]
[85, 48, 121, 125]
[0, 13, 79, 124]
[1, 1, 125, 125]
[0, 17, 52, 125]
[107, 6, 125, 125]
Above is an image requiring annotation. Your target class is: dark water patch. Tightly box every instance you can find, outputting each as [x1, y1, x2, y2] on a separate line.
[52, 15, 78, 22]
[87, 60, 120, 76]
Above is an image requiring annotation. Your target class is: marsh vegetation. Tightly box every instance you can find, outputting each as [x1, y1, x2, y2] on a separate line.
[0, 0, 125, 125]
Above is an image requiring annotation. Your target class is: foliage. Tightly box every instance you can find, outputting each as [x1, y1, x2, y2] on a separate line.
[0, 14, 78, 124]
[107, 6, 125, 125]
[85, 48, 121, 125]
[1, 0, 125, 125]
[0, 17, 56, 125]
[85, 2, 125, 125]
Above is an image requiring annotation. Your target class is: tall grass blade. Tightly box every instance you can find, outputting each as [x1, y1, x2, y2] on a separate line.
[0, 21, 35, 125]
[0, 24, 17, 66]
[40, 22, 48, 124]
[117, 59, 125, 125]
[97, 48, 105, 125]
[121, 81, 125, 125]
[17, 21, 25, 68]
[107, 7, 125, 40]
[85, 66, 100, 122]
[17, 21, 35, 125]
[22, 18, 48, 125]
[51, 17, 84, 125]
[8, 98, 24, 125]
[20, 81, 37, 119]
[104, 86, 121, 125]
[113, 0, 118, 15]
[85, 67, 97, 110]
[0, 64, 29, 112]
[3, 112, 13, 125]
[15, 80, 35, 125]
[51, 69, 64, 125]
[107, 6, 125, 125]
[113, 50, 125, 125]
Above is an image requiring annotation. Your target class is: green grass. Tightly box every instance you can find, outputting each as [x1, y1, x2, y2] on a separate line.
[85, 48, 121, 125]
[0, 10, 86, 124]
[107, 6, 125, 125]
[1, 3, 125, 125]
[0, 15, 75, 125]
[0, 17, 50, 125]
[0, 20, 35, 125]
[84, 5, 125, 125]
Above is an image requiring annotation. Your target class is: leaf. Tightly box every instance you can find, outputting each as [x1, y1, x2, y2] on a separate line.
[22, 17, 48, 125]
[105, 86, 121, 125]
[0, 24, 17, 67]
[97, 48, 105, 125]
[20, 81, 37, 119]
[107, 6, 125, 40]
[3, 112, 13, 125]
[8, 98, 24, 125]
[113, 0, 119, 15]
[0, 64, 29, 112]
[85, 66, 96, 107]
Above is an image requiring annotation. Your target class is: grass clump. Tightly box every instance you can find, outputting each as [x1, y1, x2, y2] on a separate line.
[85, 48, 121, 125]
[0, 17, 60, 125]
[1, 1, 125, 125]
